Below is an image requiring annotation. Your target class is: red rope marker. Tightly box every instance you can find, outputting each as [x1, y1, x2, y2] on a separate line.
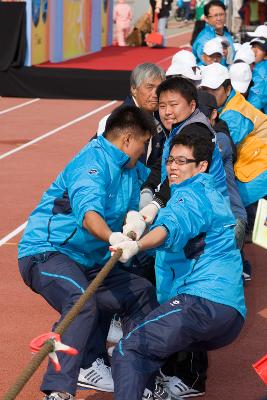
[252, 354, 267, 385]
[30, 332, 78, 372]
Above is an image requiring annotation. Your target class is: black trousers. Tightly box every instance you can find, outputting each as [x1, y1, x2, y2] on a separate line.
[19, 251, 158, 395]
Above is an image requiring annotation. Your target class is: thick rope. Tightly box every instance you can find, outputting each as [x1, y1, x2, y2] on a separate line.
[2, 249, 123, 400]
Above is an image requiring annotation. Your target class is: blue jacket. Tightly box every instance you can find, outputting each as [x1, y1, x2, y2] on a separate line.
[161, 109, 228, 198]
[220, 89, 267, 206]
[192, 23, 235, 66]
[216, 131, 247, 222]
[152, 173, 246, 318]
[18, 136, 140, 267]
[247, 61, 267, 114]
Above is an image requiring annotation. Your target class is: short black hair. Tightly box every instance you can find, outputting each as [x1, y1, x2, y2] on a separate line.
[197, 89, 217, 119]
[170, 129, 213, 170]
[221, 79, 231, 90]
[204, 0, 226, 17]
[156, 76, 198, 105]
[104, 105, 157, 139]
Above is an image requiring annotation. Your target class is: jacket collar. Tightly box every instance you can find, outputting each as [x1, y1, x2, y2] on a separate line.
[170, 173, 213, 195]
[205, 22, 230, 36]
[171, 109, 200, 133]
[97, 135, 130, 168]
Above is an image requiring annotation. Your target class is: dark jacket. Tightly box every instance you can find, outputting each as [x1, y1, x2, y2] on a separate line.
[150, 0, 173, 19]
[123, 96, 168, 168]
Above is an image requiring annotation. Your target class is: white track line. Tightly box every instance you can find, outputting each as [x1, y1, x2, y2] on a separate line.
[0, 222, 27, 247]
[0, 98, 40, 115]
[0, 33, 189, 246]
[0, 100, 118, 161]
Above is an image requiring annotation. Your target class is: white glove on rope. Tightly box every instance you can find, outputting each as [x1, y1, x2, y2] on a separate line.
[139, 201, 160, 224]
[109, 232, 132, 246]
[139, 188, 154, 210]
[110, 241, 139, 263]
[123, 211, 146, 240]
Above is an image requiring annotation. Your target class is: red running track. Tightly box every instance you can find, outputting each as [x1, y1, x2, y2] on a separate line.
[0, 32, 267, 400]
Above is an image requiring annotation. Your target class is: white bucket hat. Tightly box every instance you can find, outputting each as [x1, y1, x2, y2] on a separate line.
[171, 50, 197, 67]
[203, 38, 223, 56]
[234, 42, 255, 65]
[230, 62, 252, 94]
[247, 25, 267, 39]
[166, 63, 202, 81]
[200, 63, 230, 89]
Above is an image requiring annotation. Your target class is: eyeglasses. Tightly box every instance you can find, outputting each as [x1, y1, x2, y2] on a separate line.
[207, 12, 225, 19]
[166, 156, 197, 165]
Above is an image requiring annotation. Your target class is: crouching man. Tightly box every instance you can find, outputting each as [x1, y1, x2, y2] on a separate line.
[111, 129, 246, 400]
[18, 106, 159, 400]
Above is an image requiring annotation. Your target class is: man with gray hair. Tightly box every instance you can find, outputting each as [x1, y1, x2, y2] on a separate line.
[97, 62, 166, 169]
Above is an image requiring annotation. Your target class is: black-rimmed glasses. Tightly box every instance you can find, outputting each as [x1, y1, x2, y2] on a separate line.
[166, 156, 197, 165]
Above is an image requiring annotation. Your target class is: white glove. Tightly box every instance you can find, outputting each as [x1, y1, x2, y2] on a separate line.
[109, 241, 139, 263]
[109, 232, 132, 246]
[139, 188, 154, 210]
[123, 211, 146, 240]
[139, 202, 160, 224]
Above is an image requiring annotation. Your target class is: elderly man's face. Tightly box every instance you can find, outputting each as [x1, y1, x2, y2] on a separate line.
[206, 5, 226, 32]
[131, 77, 163, 113]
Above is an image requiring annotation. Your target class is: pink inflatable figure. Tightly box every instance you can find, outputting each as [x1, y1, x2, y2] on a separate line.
[113, 0, 133, 46]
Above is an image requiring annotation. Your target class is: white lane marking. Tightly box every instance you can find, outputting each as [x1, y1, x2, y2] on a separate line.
[0, 222, 27, 247]
[0, 98, 40, 115]
[0, 100, 118, 161]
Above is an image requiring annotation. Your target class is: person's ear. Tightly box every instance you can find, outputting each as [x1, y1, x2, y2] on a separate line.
[191, 99, 197, 113]
[226, 85, 232, 97]
[131, 86, 137, 98]
[123, 132, 131, 146]
[199, 160, 208, 173]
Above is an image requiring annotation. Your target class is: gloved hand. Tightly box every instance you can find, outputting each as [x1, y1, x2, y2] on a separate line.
[109, 232, 132, 246]
[123, 211, 146, 240]
[139, 188, 154, 210]
[110, 241, 139, 263]
[139, 201, 160, 224]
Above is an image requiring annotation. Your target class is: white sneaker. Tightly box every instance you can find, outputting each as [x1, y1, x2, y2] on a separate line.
[43, 393, 74, 400]
[107, 315, 123, 343]
[159, 372, 205, 398]
[142, 388, 153, 399]
[77, 358, 114, 392]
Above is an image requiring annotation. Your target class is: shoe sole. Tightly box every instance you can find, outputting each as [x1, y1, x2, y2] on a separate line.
[77, 382, 114, 392]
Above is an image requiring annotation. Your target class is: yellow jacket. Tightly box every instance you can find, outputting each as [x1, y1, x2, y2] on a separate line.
[221, 91, 267, 182]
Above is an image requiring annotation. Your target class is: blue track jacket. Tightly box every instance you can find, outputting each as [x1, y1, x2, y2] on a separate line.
[247, 61, 267, 114]
[192, 23, 235, 66]
[18, 136, 140, 268]
[152, 173, 246, 318]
